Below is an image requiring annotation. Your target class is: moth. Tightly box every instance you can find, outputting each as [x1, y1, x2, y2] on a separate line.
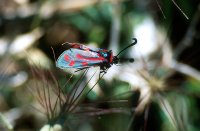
[56, 38, 137, 74]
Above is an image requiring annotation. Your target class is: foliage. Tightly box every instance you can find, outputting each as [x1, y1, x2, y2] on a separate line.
[0, 0, 200, 131]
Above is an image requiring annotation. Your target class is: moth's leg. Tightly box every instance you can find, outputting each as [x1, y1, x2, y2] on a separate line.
[98, 65, 107, 79]
[100, 70, 107, 74]
[98, 68, 107, 79]
[99, 70, 104, 79]
[75, 67, 89, 72]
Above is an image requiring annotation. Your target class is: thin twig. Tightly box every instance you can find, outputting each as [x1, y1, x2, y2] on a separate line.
[171, 60, 200, 81]
[68, 70, 98, 112]
[156, 93, 178, 130]
[155, 0, 166, 19]
[174, 5, 200, 58]
[144, 104, 150, 131]
[75, 108, 132, 116]
[171, 0, 189, 19]
[63, 73, 74, 100]
[67, 69, 88, 109]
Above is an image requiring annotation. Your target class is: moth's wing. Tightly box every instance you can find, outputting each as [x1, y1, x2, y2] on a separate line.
[56, 49, 107, 69]
[67, 43, 101, 52]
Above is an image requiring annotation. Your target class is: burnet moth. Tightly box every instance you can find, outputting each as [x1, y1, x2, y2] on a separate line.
[56, 38, 137, 74]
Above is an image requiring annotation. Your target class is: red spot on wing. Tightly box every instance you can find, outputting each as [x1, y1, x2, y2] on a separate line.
[69, 61, 75, 66]
[76, 54, 84, 59]
[76, 54, 105, 61]
[81, 62, 88, 66]
[70, 43, 80, 48]
[64, 54, 70, 61]
[69, 43, 90, 51]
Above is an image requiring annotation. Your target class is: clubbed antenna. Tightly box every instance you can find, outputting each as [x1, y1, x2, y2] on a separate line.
[119, 58, 135, 63]
[116, 38, 137, 57]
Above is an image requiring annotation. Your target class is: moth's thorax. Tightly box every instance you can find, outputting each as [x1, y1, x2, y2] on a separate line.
[99, 50, 113, 63]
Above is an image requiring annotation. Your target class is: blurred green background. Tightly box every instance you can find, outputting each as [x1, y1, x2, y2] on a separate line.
[0, 0, 200, 131]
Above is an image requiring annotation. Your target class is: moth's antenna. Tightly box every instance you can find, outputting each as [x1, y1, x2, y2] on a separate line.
[62, 42, 71, 48]
[62, 42, 73, 50]
[119, 58, 135, 63]
[116, 38, 137, 57]
[51, 47, 57, 65]
[62, 42, 70, 46]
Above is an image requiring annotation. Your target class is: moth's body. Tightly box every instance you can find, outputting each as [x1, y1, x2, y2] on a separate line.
[56, 38, 137, 74]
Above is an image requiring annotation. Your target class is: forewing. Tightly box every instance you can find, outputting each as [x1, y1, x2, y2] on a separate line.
[56, 49, 107, 69]
[68, 43, 101, 52]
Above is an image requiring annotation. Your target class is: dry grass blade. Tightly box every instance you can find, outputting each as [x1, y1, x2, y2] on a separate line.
[29, 67, 95, 128]
[84, 72, 105, 97]
[174, 5, 200, 58]
[62, 74, 74, 100]
[143, 105, 150, 131]
[68, 69, 98, 112]
[156, 93, 178, 130]
[171, 0, 189, 19]
[155, 0, 166, 19]
[64, 69, 89, 113]
[30, 67, 48, 119]
[75, 107, 132, 116]
[171, 61, 200, 81]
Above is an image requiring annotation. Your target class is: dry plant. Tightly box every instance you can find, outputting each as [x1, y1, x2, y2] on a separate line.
[28, 65, 92, 130]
